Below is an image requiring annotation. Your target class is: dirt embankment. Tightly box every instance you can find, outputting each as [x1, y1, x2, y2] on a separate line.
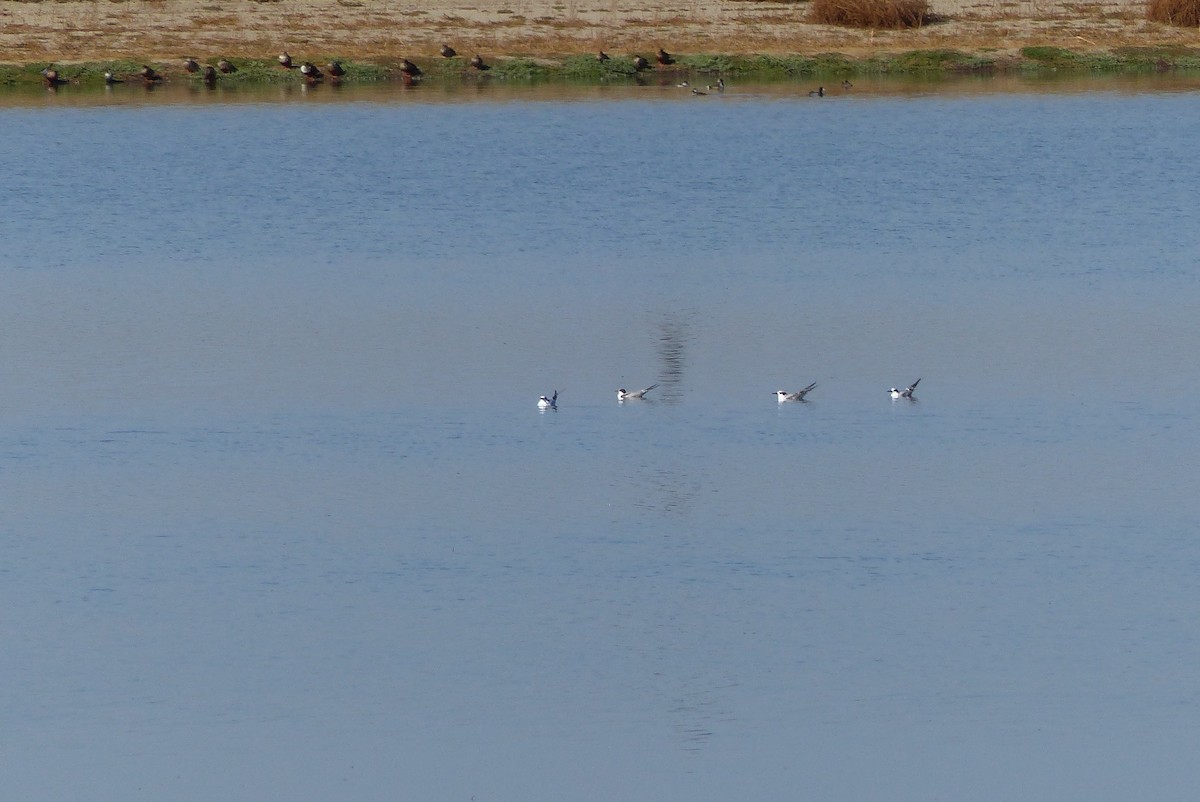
[0, 0, 1196, 67]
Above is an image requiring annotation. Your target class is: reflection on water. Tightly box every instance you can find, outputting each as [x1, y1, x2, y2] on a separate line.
[669, 690, 722, 754]
[4, 80, 1200, 801]
[4, 69, 1200, 110]
[629, 461, 698, 518]
[655, 312, 691, 406]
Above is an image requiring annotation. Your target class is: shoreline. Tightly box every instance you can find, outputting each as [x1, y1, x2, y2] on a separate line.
[5, 47, 1200, 90]
[2, 0, 1198, 85]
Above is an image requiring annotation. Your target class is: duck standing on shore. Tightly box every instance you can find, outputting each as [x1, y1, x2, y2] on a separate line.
[41, 66, 66, 87]
[299, 62, 323, 82]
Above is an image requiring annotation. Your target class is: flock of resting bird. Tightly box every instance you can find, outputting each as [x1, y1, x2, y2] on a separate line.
[536, 379, 921, 409]
[38, 47, 489, 88]
[39, 45, 849, 97]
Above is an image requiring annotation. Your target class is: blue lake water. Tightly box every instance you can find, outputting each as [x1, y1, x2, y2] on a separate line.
[3, 75, 1200, 800]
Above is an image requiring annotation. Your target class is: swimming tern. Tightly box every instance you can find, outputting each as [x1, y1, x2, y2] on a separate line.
[889, 378, 921, 399]
[617, 384, 659, 401]
[776, 382, 818, 403]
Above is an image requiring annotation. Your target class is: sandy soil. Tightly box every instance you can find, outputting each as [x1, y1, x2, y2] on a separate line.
[0, 0, 1196, 65]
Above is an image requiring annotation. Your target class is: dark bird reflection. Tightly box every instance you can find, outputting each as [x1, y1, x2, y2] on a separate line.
[655, 312, 692, 406]
[666, 676, 737, 755]
[630, 462, 697, 517]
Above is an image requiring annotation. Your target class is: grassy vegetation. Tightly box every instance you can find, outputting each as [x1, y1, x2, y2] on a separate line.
[1016, 45, 1200, 71]
[885, 49, 991, 71]
[488, 58, 550, 80]
[559, 55, 640, 79]
[1019, 45, 1082, 67]
[1112, 46, 1200, 70]
[3, 47, 1200, 90]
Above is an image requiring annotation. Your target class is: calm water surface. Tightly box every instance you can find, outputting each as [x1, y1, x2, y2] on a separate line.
[3, 76, 1200, 800]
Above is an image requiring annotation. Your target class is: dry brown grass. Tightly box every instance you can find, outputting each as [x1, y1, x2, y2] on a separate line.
[0, 0, 1191, 66]
[192, 14, 240, 26]
[1146, 0, 1200, 24]
[808, 0, 931, 26]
